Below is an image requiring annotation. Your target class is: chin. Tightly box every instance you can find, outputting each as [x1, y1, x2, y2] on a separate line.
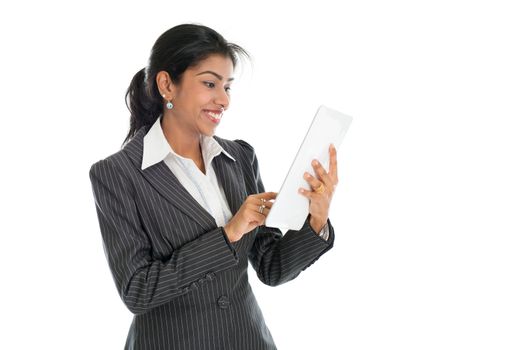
[198, 119, 218, 137]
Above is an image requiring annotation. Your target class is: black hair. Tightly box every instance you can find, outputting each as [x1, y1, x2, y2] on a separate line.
[123, 24, 250, 145]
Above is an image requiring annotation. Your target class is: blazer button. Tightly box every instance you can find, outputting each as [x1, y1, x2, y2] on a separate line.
[217, 295, 230, 309]
[206, 272, 216, 281]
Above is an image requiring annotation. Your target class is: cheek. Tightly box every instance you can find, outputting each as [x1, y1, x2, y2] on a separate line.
[196, 90, 215, 105]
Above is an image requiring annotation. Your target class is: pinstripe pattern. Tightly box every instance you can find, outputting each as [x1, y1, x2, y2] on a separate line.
[89, 125, 335, 349]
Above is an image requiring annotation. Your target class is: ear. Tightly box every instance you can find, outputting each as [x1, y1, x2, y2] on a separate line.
[156, 71, 177, 100]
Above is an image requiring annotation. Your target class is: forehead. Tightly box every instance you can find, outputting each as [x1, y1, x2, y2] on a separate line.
[189, 54, 234, 75]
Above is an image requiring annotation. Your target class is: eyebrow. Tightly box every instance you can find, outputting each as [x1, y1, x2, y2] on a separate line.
[195, 70, 235, 82]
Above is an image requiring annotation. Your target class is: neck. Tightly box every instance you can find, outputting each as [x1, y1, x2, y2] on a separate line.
[160, 114, 202, 160]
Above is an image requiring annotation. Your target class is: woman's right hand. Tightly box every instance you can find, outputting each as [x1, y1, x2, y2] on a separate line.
[223, 192, 277, 243]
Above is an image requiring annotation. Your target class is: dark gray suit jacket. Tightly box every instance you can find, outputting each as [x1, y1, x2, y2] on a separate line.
[89, 125, 335, 350]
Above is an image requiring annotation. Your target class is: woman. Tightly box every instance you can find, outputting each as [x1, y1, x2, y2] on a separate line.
[89, 23, 339, 350]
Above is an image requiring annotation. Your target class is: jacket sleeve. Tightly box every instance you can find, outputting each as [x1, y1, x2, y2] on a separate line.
[235, 140, 335, 287]
[89, 158, 239, 315]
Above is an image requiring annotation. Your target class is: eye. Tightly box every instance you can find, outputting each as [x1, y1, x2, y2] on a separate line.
[204, 81, 232, 93]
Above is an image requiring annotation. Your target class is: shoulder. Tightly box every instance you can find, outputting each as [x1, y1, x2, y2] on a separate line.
[213, 136, 257, 163]
[89, 151, 121, 170]
[89, 126, 148, 180]
[89, 150, 129, 184]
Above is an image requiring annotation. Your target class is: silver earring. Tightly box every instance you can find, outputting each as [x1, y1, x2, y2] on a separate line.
[162, 94, 174, 109]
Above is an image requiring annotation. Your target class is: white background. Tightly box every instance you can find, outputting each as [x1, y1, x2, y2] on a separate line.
[1, 1, 523, 349]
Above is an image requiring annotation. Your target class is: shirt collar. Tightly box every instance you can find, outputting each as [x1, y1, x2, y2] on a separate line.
[141, 116, 235, 170]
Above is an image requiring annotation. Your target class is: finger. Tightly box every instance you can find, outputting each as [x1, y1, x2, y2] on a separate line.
[255, 200, 274, 210]
[253, 211, 267, 224]
[256, 192, 278, 200]
[298, 187, 314, 199]
[303, 171, 324, 191]
[246, 193, 276, 206]
[248, 203, 269, 217]
[329, 144, 338, 184]
[311, 159, 334, 190]
[245, 205, 267, 226]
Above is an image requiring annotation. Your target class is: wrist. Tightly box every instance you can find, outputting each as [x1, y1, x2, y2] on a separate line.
[223, 223, 237, 243]
[309, 216, 327, 234]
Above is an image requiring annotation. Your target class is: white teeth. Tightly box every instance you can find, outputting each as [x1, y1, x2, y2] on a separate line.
[206, 111, 222, 119]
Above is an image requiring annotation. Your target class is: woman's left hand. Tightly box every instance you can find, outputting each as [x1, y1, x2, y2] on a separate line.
[299, 144, 338, 233]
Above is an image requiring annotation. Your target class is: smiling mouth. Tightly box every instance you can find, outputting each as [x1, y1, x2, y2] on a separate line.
[203, 109, 223, 123]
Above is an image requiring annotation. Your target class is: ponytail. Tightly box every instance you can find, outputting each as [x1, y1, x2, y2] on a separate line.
[123, 68, 162, 146]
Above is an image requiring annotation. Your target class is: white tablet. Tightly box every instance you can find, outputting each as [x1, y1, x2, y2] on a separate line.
[264, 105, 353, 231]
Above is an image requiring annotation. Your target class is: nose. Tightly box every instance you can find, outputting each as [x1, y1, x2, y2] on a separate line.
[215, 87, 230, 111]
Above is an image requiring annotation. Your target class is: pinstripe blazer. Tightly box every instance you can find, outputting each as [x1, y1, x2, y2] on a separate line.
[89, 125, 335, 350]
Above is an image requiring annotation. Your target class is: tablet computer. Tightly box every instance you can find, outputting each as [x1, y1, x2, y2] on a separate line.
[264, 105, 353, 231]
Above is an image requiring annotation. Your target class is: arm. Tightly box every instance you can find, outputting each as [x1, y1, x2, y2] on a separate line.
[235, 140, 335, 287]
[89, 159, 239, 314]
[250, 215, 334, 286]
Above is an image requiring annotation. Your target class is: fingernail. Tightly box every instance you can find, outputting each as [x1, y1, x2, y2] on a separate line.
[313, 160, 319, 166]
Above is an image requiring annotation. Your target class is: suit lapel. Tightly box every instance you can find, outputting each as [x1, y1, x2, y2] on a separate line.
[122, 126, 246, 231]
[212, 150, 247, 217]
[141, 162, 218, 230]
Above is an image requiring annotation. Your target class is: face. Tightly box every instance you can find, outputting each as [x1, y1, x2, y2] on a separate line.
[161, 54, 234, 137]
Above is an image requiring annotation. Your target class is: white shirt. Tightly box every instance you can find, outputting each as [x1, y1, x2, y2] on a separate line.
[142, 116, 329, 240]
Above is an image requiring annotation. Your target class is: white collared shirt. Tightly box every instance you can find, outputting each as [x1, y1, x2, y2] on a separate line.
[142, 116, 329, 240]
[142, 116, 234, 227]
